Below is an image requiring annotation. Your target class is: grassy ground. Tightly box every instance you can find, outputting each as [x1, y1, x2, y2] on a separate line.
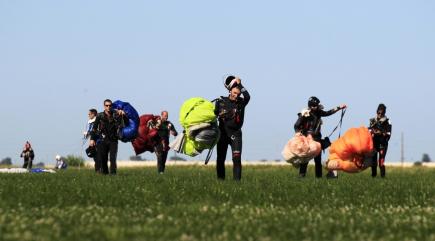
[0, 166, 434, 241]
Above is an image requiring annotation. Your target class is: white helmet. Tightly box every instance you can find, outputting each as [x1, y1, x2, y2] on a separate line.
[55, 155, 61, 161]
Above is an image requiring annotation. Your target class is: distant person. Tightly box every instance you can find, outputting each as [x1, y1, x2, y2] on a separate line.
[54, 155, 68, 170]
[294, 96, 346, 178]
[20, 141, 35, 170]
[154, 111, 178, 174]
[369, 103, 392, 178]
[215, 76, 250, 180]
[84, 108, 100, 172]
[89, 99, 124, 175]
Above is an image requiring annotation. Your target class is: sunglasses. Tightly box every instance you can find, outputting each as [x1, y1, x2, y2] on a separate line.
[105, 104, 112, 107]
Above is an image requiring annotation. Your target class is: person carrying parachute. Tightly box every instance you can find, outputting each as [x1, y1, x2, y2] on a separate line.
[90, 99, 139, 175]
[169, 97, 220, 164]
[214, 76, 250, 181]
[326, 127, 374, 173]
[293, 96, 346, 178]
[153, 111, 178, 174]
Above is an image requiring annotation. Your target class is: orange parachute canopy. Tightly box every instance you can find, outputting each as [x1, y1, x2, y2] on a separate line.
[282, 134, 321, 167]
[326, 127, 374, 173]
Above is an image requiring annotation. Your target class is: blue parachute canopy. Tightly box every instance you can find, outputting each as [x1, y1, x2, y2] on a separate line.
[112, 100, 140, 143]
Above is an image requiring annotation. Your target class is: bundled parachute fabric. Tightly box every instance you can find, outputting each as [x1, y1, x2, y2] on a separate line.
[0, 168, 56, 174]
[112, 100, 140, 143]
[132, 114, 160, 155]
[326, 127, 374, 173]
[282, 134, 321, 168]
[170, 97, 220, 159]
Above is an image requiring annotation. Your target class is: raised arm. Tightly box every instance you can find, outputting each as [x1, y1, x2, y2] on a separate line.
[239, 84, 250, 106]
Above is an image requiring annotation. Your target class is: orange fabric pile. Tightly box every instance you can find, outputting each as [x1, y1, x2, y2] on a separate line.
[326, 127, 374, 173]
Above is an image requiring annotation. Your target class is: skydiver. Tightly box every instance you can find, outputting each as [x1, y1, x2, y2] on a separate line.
[89, 99, 124, 175]
[368, 103, 392, 178]
[214, 76, 250, 181]
[154, 111, 178, 174]
[84, 108, 100, 172]
[20, 141, 35, 170]
[294, 96, 346, 178]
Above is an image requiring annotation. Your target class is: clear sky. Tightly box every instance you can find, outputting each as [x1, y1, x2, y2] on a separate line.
[1, 0, 434, 165]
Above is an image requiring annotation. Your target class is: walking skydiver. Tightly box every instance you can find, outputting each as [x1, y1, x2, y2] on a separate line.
[89, 99, 124, 175]
[154, 111, 178, 174]
[214, 76, 250, 181]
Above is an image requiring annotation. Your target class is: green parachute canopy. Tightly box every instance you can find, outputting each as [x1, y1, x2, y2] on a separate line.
[170, 97, 220, 158]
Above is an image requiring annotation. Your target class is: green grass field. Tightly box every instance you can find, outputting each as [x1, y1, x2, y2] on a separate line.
[0, 166, 434, 241]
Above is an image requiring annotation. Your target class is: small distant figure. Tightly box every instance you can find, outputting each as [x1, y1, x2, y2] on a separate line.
[20, 141, 35, 170]
[154, 111, 178, 174]
[55, 155, 68, 170]
[369, 104, 392, 178]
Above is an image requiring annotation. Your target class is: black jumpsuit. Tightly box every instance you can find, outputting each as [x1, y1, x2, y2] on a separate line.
[294, 107, 340, 177]
[91, 111, 123, 175]
[215, 85, 250, 180]
[155, 121, 178, 173]
[369, 116, 392, 177]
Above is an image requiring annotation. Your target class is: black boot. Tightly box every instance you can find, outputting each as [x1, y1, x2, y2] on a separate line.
[233, 164, 242, 181]
[371, 164, 377, 177]
[380, 166, 386, 178]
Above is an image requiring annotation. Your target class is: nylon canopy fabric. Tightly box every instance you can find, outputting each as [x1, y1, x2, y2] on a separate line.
[112, 100, 140, 143]
[131, 114, 160, 155]
[282, 134, 321, 167]
[326, 127, 374, 173]
[170, 97, 219, 157]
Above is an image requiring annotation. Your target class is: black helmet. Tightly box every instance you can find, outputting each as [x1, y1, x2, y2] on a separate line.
[86, 146, 97, 158]
[224, 75, 237, 90]
[377, 103, 387, 114]
[308, 96, 320, 107]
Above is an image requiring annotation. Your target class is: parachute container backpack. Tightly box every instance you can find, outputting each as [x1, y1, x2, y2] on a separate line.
[112, 100, 140, 143]
[169, 97, 220, 163]
[326, 127, 374, 173]
[131, 114, 160, 155]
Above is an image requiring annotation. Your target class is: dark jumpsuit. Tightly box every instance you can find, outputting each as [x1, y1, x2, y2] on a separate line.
[215, 85, 250, 180]
[369, 116, 392, 177]
[294, 107, 340, 177]
[91, 111, 123, 174]
[155, 120, 178, 173]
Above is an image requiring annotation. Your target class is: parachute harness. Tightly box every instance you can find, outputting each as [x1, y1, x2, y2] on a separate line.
[328, 108, 347, 139]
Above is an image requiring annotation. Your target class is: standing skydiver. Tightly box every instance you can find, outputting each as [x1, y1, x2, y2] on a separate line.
[84, 108, 100, 172]
[214, 76, 250, 181]
[154, 111, 178, 174]
[369, 103, 392, 178]
[20, 141, 35, 170]
[294, 96, 346, 178]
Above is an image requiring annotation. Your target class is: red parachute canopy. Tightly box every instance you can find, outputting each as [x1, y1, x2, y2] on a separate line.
[282, 134, 321, 167]
[131, 115, 160, 155]
[327, 127, 374, 173]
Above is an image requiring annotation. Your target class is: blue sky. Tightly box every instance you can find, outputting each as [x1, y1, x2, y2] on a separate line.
[1, 0, 434, 164]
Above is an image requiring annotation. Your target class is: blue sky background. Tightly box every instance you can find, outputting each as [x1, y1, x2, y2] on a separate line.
[1, 0, 434, 165]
